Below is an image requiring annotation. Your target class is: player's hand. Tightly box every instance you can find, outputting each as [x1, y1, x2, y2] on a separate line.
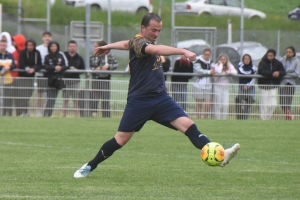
[183, 50, 196, 61]
[94, 46, 111, 56]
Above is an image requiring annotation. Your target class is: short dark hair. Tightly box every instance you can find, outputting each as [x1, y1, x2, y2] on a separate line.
[68, 40, 77, 45]
[42, 31, 52, 36]
[141, 12, 161, 28]
[202, 47, 211, 54]
[96, 40, 107, 47]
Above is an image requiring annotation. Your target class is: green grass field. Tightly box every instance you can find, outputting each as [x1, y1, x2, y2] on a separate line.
[0, 118, 299, 199]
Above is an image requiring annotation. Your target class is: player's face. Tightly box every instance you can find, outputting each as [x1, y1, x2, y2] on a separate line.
[43, 34, 52, 45]
[142, 19, 162, 43]
[27, 42, 34, 52]
[68, 43, 77, 54]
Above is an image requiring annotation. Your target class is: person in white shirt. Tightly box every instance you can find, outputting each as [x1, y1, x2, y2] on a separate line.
[213, 53, 237, 120]
[35, 31, 52, 117]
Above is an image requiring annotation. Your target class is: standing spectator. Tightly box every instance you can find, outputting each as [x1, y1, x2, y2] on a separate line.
[192, 48, 214, 119]
[17, 39, 42, 116]
[36, 31, 53, 117]
[279, 46, 300, 120]
[257, 49, 286, 120]
[0, 32, 16, 54]
[171, 54, 193, 111]
[43, 41, 68, 117]
[11, 34, 26, 78]
[0, 40, 16, 116]
[161, 55, 170, 81]
[89, 40, 118, 118]
[11, 34, 26, 115]
[235, 54, 257, 120]
[62, 40, 85, 117]
[213, 53, 237, 120]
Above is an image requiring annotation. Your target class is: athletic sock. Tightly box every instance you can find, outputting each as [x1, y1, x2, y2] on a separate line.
[185, 124, 211, 150]
[88, 137, 122, 171]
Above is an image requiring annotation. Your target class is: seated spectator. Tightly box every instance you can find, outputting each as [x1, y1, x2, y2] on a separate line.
[257, 49, 286, 120]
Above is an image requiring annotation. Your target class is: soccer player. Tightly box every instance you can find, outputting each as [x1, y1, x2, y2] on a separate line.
[74, 13, 240, 178]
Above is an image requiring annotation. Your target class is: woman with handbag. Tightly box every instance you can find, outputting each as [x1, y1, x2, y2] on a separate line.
[236, 54, 257, 120]
[43, 41, 68, 117]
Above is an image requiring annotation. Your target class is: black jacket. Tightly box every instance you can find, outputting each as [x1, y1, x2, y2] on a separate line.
[19, 39, 42, 78]
[44, 41, 68, 89]
[258, 52, 286, 88]
[171, 59, 193, 82]
[63, 51, 85, 80]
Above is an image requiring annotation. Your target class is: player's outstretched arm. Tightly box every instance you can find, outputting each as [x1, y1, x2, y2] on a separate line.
[94, 40, 130, 56]
[145, 44, 196, 61]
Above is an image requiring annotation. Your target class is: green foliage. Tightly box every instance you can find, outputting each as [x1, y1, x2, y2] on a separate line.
[1, 0, 300, 30]
[0, 118, 299, 199]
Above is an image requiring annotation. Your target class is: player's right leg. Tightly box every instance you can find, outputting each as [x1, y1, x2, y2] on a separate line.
[74, 131, 134, 178]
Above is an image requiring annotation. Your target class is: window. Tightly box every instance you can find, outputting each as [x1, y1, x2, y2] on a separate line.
[209, 0, 225, 6]
[226, 0, 241, 8]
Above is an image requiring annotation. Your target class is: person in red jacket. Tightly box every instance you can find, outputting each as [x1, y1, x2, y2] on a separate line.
[12, 34, 26, 116]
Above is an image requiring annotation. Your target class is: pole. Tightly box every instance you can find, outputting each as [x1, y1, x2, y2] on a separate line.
[47, 0, 51, 31]
[240, 0, 244, 61]
[107, 0, 111, 43]
[158, 0, 162, 17]
[84, 4, 91, 117]
[277, 29, 280, 57]
[17, 0, 22, 34]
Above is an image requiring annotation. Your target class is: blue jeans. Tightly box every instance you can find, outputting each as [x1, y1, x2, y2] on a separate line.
[171, 83, 188, 111]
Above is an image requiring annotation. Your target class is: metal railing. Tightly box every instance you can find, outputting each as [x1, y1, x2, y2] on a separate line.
[0, 70, 299, 120]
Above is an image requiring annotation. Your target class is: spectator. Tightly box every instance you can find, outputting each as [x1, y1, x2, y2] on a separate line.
[279, 46, 300, 120]
[213, 53, 237, 120]
[89, 40, 118, 118]
[0, 32, 16, 54]
[171, 54, 193, 111]
[257, 49, 286, 120]
[43, 41, 68, 117]
[11, 34, 26, 116]
[161, 55, 170, 81]
[192, 48, 214, 119]
[235, 54, 257, 120]
[62, 40, 85, 117]
[17, 39, 42, 116]
[0, 40, 16, 116]
[36, 31, 52, 117]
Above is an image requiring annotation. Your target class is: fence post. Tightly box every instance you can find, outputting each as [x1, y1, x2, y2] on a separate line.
[277, 29, 280, 57]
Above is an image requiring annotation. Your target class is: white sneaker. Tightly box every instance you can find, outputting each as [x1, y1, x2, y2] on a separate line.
[74, 163, 92, 178]
[220, 143, 240, 167]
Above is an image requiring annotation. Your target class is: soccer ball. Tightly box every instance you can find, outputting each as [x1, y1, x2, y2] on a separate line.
[201, 142, 225, 166]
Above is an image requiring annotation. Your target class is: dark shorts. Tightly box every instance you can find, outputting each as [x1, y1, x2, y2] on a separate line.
[118, 92, 188, 132]
[62, 82, 80, 99]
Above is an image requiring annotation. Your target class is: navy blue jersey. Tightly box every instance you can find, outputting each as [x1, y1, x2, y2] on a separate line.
[127, 34, 165, 98]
